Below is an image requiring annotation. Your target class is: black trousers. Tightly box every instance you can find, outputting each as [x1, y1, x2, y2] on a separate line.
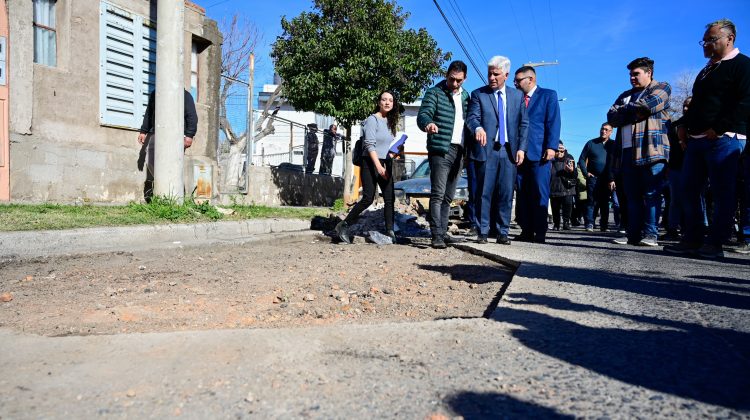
[550, 195, 573, 227]
[345, 156, 394, 231]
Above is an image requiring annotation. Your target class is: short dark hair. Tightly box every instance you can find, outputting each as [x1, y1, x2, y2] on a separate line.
[515, 66, 536, 75]
[602, 122, 613, 129]
[627, 57, 654, 76]
[446, 60, 468, 76]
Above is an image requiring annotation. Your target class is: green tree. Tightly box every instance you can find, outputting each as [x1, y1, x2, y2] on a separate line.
[271, 0, 448, 203]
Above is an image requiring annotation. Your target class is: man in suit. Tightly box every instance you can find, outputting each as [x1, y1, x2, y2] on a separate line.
[513, 66, 561, 243]
[466, 56, 529, 244]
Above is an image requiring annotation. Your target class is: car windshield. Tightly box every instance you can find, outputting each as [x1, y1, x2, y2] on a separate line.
[411, 160, 430, 178]
[409, 160, 467, 179]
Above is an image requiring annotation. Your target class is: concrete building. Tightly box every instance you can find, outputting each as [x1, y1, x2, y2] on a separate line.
[1, 0, 221, 203]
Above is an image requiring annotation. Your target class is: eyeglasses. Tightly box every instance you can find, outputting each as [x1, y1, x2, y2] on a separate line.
[699, 35, 726, 46]
[513, 76, 532, 85]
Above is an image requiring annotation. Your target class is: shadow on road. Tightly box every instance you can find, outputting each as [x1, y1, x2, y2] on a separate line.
[518, 262, 750, 311]
[493, 290, 750, 410]
[444, 391, 573, 419]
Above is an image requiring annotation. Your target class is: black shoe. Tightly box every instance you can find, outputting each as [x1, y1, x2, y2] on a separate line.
[443, 234, 463, 244]
[465, 226, 479, 237]
[335, 221, 351, 244]
[562, 222, 571, 231]
[431, 234, 446, 249]
[387, 230, 397, 244]
[476, 235, 488, 244]
[514, 232, 533, 242]
[534, 236, 546, 244]
[496, 235, 511, 245]
[551, 225, 560, 231]
[659, 229, 680, 241]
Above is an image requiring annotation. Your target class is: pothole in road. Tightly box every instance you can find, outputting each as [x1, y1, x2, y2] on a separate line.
[0, 236, 513, 336]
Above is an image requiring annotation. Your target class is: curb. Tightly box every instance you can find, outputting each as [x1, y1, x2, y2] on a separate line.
[0, 219, 312, 259]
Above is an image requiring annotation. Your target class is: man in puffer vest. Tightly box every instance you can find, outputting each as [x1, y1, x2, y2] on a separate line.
[417, 61, 470, 249]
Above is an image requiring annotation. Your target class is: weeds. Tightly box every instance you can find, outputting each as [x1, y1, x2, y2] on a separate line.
[0, 197, 330, 231]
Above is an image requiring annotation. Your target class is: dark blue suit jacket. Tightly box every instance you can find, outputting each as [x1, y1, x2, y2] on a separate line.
[525, 87, 561, 161]
[465, 85, 528, 162]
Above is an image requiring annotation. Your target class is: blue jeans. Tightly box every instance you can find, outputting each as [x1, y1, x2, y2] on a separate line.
[621, 156, 665, 241]
[738, 140, 749, 243]
[667, 168, 684, 230]
[682, 135, 744, 246]
[584, 175, 610, 230]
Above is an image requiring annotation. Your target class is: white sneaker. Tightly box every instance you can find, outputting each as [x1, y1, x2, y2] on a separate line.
[638, 237, 658, 247]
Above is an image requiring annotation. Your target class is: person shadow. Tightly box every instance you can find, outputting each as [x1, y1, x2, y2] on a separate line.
[443, 390, 573, 419]
[493, 292, 750, 410]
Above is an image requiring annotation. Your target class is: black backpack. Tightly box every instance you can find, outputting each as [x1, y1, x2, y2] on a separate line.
[352, 137, 364, 166]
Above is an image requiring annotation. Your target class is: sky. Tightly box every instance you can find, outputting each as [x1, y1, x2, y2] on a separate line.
[194, 0, 750, 157]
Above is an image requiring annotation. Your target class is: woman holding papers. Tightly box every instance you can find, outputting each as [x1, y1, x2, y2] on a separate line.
[335, 91, 401, 244]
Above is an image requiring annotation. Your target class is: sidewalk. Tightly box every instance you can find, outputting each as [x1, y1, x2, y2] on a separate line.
[0, 219, 312, 258]
[0, 226, 748, 418]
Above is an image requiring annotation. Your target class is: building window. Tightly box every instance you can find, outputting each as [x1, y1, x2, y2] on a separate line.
[99, 2, 156, 128]
[190, 42, 199, 101]
[33, 0, 57, 67]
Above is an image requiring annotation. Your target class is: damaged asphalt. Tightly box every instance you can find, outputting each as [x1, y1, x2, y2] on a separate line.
[1, 219, 748, 418]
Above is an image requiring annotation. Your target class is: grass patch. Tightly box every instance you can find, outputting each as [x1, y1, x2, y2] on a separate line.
[0, 199, 332, 232]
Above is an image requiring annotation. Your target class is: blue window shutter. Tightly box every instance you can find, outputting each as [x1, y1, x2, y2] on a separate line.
[139, 20, 157, 120]
[99, 2, 156, 129]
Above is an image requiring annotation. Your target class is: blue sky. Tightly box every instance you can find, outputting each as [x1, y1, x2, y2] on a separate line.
[196, 0, 750, 157]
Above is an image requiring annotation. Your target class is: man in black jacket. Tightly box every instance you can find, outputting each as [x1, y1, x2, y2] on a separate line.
[578, 123, 615, 232]
[137, 89, 199, 202]
[665, 19, 750, 258]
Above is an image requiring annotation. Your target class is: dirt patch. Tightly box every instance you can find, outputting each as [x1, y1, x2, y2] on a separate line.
[0, 236, 512, 336]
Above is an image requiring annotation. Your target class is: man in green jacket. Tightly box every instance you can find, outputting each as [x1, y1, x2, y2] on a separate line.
[417, 61, 470, 249]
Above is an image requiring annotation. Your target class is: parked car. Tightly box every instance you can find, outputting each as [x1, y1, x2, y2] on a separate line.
[393, 159, 469, 218]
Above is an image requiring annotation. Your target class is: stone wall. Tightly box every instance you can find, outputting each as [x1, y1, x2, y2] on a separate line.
[222, 166, 344, 207]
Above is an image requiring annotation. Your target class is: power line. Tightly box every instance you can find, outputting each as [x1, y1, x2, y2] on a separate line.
[446, 0, 486, 63]
[507, 0, 531, 63]
[432, 0, 486, 83]
[547, 0, 561, 94]
[206, 0, 231, 8]
[527, 0, 546, 64]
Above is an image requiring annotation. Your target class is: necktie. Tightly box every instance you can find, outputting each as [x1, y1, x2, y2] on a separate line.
[497, 90, 506, 145]
[524, 94, 530, 108]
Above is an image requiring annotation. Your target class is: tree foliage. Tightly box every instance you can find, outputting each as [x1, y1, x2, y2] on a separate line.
[270, 0, 449, 131]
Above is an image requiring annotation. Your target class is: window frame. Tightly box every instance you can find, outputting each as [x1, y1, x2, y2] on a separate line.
[190, 41, 199, 102]
[32, 0, 58, 67]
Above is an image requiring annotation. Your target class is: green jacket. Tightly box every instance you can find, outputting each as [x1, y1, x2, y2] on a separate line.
[417, 81, 469, 154]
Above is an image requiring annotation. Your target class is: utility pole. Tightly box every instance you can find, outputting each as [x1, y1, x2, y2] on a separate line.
[154, 0, 185, 199]
[246, 53, 255, 193]
[524, 61, 565, 101]
[523, 60, 559, 68]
